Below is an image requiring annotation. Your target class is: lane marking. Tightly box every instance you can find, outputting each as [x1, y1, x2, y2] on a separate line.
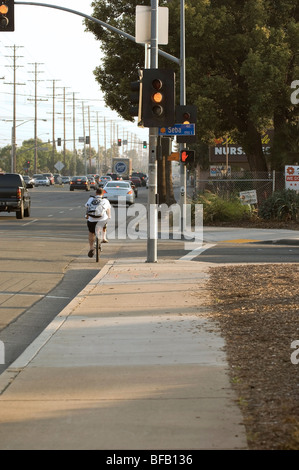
[179, 243, 216, 261]
[22, 218, 38, 226]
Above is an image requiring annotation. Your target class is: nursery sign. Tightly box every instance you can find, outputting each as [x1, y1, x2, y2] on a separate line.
[240, 190, 257, 205]
[285, 165, 299, 190]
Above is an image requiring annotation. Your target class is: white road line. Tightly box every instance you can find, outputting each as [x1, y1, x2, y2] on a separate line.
[179, 243, 216, 261]
[22, 218, 38, 226]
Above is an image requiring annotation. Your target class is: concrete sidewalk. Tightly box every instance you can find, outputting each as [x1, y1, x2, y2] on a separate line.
[0, 259, 248, 450]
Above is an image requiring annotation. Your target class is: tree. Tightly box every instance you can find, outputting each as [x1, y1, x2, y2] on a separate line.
[0, 145, 12, 172]
[85, 0, 299, 174]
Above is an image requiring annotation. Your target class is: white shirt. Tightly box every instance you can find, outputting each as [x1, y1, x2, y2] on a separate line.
[85, 196, 111, 223]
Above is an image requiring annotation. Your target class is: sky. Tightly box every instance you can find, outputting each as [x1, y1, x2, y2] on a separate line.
[0, 0, 148, 159]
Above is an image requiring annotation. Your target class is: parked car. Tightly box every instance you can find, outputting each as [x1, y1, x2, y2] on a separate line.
[70, 176, 90, 191]
[43, 173, 54, 185]
[35, 175, 50, 186]
[87, 176, 97, 189]
[130, 176, 142, 187]
[32, 174, 39, 184]
[61, 176, 71, 184]
[98, 175, 112, 188]
[0, 173, 31, 219]
[22, 175, 35, 188]
[102, 181, 135, 205]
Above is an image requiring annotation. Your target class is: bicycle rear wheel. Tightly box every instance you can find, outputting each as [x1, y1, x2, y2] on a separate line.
[95, 235, 102, 262]
[95, 236, 99, 262]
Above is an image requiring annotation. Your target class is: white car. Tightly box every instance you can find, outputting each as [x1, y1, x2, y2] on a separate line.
[102, 181, 135, 205]
[34, 175, 50, 186]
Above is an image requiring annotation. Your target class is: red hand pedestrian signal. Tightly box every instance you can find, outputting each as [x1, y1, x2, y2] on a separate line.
[180, 150, 195, 165]
[181, 151, 188, 163]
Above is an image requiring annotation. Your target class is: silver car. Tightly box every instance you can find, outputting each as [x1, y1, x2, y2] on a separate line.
[34, 175, 50, 186]
[102, 181, 135, 205]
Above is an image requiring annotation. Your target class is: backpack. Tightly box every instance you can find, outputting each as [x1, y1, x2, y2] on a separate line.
[86, 196, 105, 218]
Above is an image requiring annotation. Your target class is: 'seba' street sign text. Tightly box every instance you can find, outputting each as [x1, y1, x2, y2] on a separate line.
[159, 123, 195, 136]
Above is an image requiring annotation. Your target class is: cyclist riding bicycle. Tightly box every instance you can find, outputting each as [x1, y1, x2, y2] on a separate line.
[85, 187, 111, 258]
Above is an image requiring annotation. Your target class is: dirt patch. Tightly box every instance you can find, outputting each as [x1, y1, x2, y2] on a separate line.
[208, 263, 299, 450]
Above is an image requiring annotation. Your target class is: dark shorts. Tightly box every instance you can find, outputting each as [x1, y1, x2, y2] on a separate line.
[87, 221, 107, 234]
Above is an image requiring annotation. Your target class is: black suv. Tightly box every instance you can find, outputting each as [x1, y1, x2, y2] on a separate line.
[0, 173, 31, 219]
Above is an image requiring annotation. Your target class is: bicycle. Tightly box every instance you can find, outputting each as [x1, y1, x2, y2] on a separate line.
[95, 225, 103, 263]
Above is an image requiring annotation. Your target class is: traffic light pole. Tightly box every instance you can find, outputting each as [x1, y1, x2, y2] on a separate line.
[147, 0, 159, 263]
[179, 0, 187, 217]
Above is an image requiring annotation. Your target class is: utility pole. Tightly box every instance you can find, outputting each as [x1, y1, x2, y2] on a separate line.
[5, 45, 24, 173]
[88, 105, 91, 172]
[82, 101, 86, 174]
[28, 62, 47, 173]
[47, 79, 60, 172]
[96, 111, 100, 174]
[104, 117, 107, 172]
[61, 87, 71, 170]
[72, 92, 77, 175]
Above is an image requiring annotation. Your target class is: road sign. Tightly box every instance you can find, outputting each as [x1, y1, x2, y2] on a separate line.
[55, 161, 64, 172]
[240, 190, 257, 205]
[135, 6, 169, 45]
[159, 123, 195, 137]
[285, 165, 299, 190]
[167, 152, 180, 161]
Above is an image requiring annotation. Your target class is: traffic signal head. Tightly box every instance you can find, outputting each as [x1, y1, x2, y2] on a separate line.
[143, 141, 147, 149]
[180, 149, 195, 166]
[142, 69, 175, 128]
[175, 105, 197, 143]
[117, 139, 122, 146]
[26, 160, 30, 169]
[129, 69, 143, 125]
[0, 1, 14, 31]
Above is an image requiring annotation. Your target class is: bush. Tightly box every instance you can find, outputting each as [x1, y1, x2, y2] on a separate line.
[193, 192, 252, 224]
[259, 190, 299, 221]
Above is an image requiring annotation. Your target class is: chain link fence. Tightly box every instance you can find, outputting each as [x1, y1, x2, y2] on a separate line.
[193, 170, 285, 205]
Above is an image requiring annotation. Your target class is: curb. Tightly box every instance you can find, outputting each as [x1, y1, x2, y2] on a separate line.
[253, 239, 299, 246]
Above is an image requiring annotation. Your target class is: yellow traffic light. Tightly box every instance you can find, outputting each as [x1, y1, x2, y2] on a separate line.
[142, 69, 175, 128]
[0, 5, 8, 14]
[0, 1, 14, 31]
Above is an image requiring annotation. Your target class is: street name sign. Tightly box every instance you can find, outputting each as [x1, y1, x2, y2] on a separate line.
[159, 123, 195, 137]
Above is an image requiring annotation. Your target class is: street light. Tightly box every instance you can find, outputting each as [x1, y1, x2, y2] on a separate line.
[10, 118, 47, 172]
